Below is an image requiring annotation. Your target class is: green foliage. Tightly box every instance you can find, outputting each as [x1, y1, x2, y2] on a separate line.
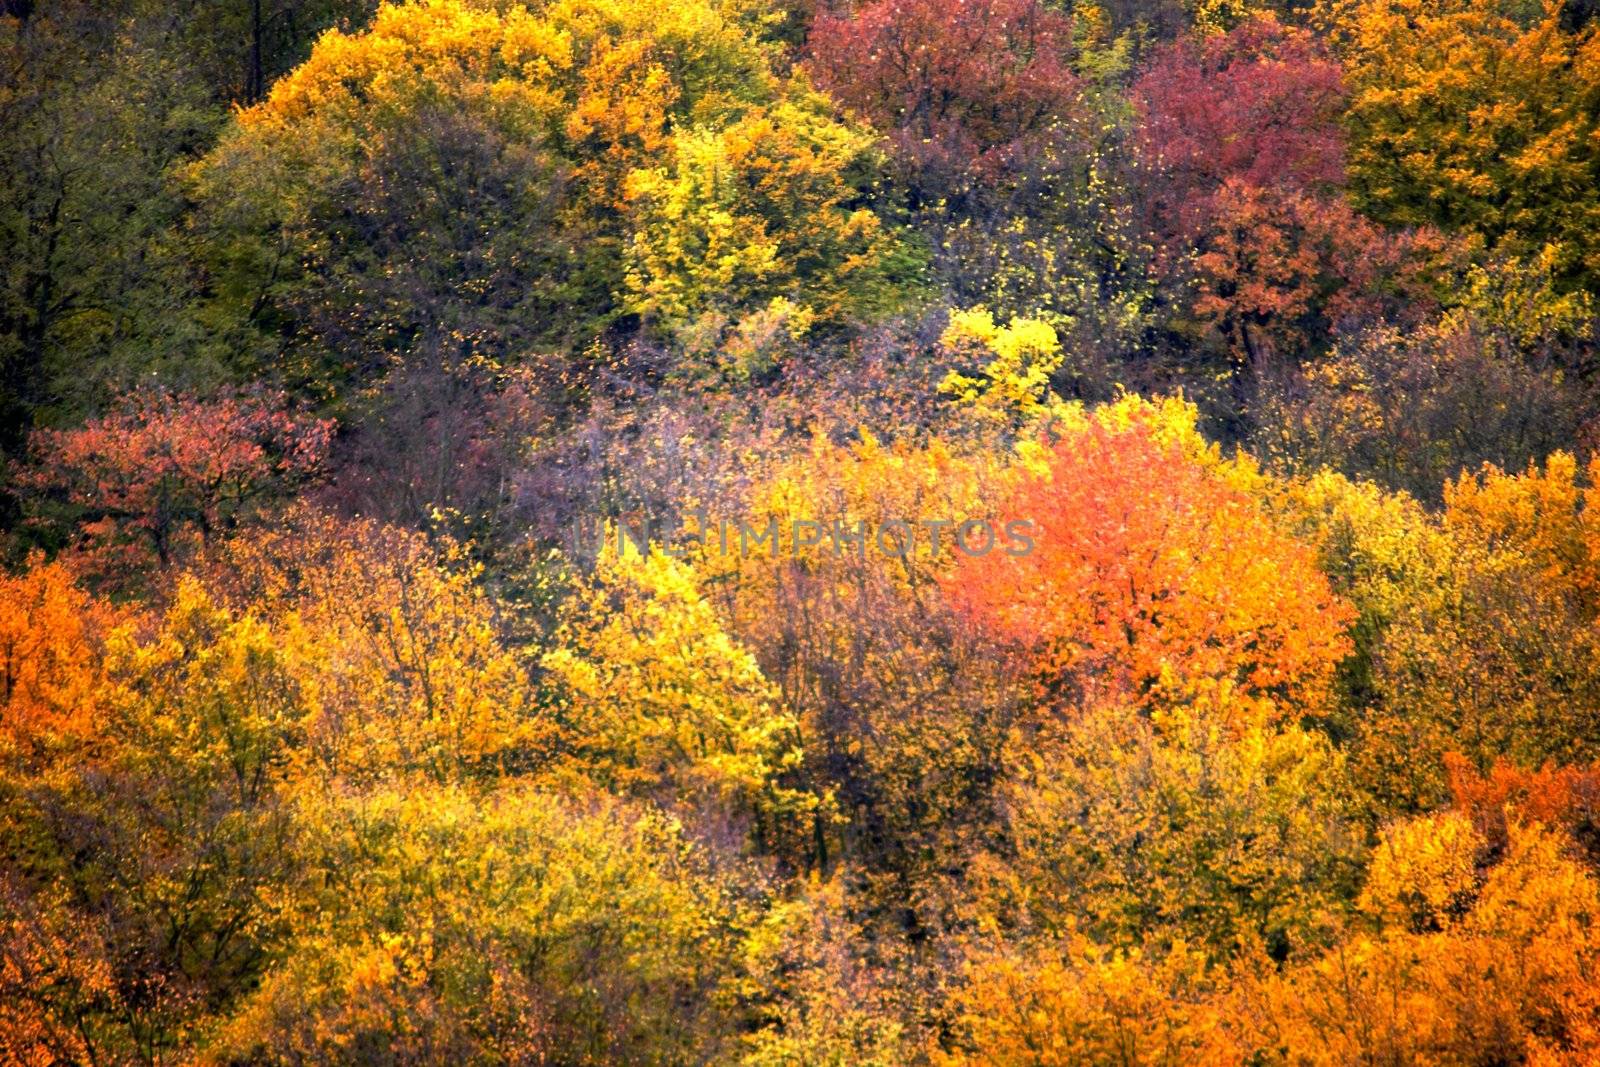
[0, 7, 227, 447]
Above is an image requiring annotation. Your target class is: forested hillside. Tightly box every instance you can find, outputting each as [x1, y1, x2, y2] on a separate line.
[4, 0, 1600, 1063]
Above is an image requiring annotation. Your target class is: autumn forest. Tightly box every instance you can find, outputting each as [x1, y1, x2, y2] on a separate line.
[3, 0, 1600, 1062]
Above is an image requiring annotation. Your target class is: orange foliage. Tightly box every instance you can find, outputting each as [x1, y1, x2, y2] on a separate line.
[0, 559, 117, 762]
[940, 940, 1215, 1066]
[1221, 823, 1600, 1065]
[1447, 753, 1600, 864]
[1189, 180, 1445, 363]
[0, 881, 120, 1067]
[945, 416, 1353, 717]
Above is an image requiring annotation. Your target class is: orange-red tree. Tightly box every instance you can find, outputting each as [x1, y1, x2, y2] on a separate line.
[946, 409, 1353, 717]
[0, 558, 116, 765]
[24, 388, 331, 573]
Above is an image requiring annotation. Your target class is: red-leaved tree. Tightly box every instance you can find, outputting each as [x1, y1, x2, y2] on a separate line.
[1133, 18, 1445, 365]
[25, 388, 332, 572]
[806, 0, 1083, 197]
[1133, 18, 1348, 232]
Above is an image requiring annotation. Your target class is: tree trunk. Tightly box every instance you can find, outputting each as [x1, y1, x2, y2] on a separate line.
[248, 0, 264, 102]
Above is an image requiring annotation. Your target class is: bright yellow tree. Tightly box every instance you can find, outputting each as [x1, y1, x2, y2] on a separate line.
[540, 536, 812, 834]
[212, 507, 544, 784]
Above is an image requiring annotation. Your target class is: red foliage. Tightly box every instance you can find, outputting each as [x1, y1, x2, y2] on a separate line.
[943, 417, 1352, 715]
[1134, 18, 1347, 237]
[1189, 180, 1448, 363]
[1447, 753, 1600, 866]
[1131, 19, 1447, 359]
[806, 0, 1082, 189]
[24, 388, 332, 572]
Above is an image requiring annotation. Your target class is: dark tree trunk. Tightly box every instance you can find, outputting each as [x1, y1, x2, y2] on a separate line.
[249, 0, 264, 102]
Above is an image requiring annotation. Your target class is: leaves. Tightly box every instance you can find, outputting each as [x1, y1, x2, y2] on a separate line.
[6, 0, 1600, 1061]
[1338, 0, 1600, 293]
[23, 388, 331, 580]
[947, 398, 1353, 719]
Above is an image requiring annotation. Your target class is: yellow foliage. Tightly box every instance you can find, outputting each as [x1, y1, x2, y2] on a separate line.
[685, 430, 1016, 876]
[210, 507, 543, 785]
[1277, 459, 1600, 812]
[103, 575, 304, 805]
[938, 307, 1067, 429]
[1358, 811, 1483, 930]
[1335, 0, 1600, 292]
[213, 779, 757, 1064]
[737, 878, 912, 1066]
[972, 696, 1356, 962]
[690, 427, 1003, 661]
[1341, 453, 1600, 807]
[1277, 468, 1457, 627]
[624, 95, 909, 337]
[1443, 450, 1600, 598]
[1021, 391, 1266, 495]
[199, 0, 911, 346]
[541, 535, 812, 823]
[1449, 245, 1595, 347]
